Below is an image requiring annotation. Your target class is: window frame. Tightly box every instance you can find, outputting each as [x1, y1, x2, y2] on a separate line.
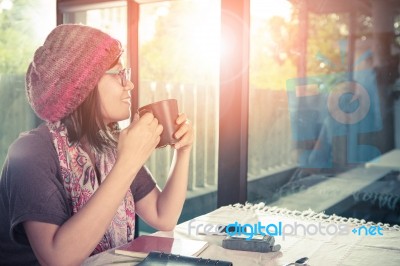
[217, 0, 250, 206]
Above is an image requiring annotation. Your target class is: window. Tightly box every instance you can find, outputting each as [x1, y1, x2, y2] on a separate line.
[0, 0, 56, 166]
[248, 0, 296, 180]
[247, 0, 400, 226]
[138, 0, 220, 191]
[137, 0, 220, 232]
[4, 0, 398, 232]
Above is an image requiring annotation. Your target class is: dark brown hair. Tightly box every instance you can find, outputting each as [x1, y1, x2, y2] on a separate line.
[61, 88, 118, 152]
[61, 57, 120, 152]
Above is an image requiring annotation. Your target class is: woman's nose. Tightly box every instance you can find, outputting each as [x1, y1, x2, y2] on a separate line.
[124, 80, 134, 91]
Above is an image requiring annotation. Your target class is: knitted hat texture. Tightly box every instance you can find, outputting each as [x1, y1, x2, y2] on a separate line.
[26, 24, 123, 122]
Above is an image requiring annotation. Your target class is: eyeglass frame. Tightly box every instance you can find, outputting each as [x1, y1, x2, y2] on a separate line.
[105, 68, 131, 87]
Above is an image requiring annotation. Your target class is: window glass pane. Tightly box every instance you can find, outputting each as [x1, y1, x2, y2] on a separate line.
[0, 0, 56, 166]
[248, 0, 295, 178]
[248, 0, 400, 226]
[139, 0, 220, 227]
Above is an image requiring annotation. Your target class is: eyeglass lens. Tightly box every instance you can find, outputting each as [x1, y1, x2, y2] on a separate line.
[122, 68, 131, 86]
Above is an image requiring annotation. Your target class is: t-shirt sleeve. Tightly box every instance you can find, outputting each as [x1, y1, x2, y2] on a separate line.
[130, 166, 157, 202]
[4, 126, 70, 244]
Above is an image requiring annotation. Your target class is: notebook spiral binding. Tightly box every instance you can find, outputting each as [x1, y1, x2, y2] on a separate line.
[137, 251, 233, 266]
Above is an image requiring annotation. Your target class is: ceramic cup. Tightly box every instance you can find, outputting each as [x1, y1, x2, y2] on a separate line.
[138, 99, 179, 148]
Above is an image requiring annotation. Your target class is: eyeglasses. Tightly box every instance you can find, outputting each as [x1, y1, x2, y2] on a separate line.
[105, 68, 131, 87]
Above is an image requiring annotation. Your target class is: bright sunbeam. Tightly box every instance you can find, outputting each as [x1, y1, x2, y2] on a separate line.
[0, 0, 12, 11]
[251, 0, 292, 21]
[138, 0, 293, 84]
[186, 12, 220, 69]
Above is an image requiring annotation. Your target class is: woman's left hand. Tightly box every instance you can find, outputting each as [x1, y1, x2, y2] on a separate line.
[173, 113, 194, 151]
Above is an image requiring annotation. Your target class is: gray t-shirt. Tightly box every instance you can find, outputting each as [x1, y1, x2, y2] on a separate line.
[0, 124, 156, 265]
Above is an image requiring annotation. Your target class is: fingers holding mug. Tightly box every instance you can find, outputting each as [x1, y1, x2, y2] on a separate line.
[174, 116, 189, 140]
[174, 118, 194, 150]
[138, 111, 154, 124]
[175, 113, 188, 125]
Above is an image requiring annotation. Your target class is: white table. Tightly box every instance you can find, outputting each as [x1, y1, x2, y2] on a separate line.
[365, 149, 400, 170]
[83, 203, 400, 266]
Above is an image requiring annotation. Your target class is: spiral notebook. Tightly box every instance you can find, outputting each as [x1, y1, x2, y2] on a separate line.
[136, 251, 233, 266]
[115, 235, 209, 259]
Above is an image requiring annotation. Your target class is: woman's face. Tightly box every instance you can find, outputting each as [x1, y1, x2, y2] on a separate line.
[97, 59, 133, 124]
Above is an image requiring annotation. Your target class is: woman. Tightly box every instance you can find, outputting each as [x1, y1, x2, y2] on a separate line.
[0, 24, 193, 265]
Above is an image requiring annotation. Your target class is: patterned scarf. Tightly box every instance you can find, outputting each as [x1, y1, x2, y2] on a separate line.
[47, 121, 135, 255]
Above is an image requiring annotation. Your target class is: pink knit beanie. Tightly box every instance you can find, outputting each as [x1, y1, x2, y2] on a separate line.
[26, 24, 123, 122]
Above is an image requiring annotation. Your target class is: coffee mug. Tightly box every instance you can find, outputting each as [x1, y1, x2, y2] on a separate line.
[138, 99, 179, 148]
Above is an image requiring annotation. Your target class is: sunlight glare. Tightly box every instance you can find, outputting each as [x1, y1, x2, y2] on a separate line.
[138, 0, 293, 84]
[186, 15, 220, 68]
[0, 0, 12, 11]
[31, 0, 56, 45]
[251, 0, 292, 21]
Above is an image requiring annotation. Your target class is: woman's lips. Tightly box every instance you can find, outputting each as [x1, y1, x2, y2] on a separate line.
[122, 97, 131, 104]
[122, 97, 131, 105]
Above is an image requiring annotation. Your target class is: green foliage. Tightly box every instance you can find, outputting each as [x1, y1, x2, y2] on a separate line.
[249, 9, 361, 90]
[0, 0, 46, 74]
[0, 0, 49, 166]
[307, 13, 349, 76]
[0, 74, 36, 167]
[250, 16, 298, 90]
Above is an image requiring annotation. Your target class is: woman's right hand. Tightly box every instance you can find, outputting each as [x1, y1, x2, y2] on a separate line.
[116, 112, 163, 175]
